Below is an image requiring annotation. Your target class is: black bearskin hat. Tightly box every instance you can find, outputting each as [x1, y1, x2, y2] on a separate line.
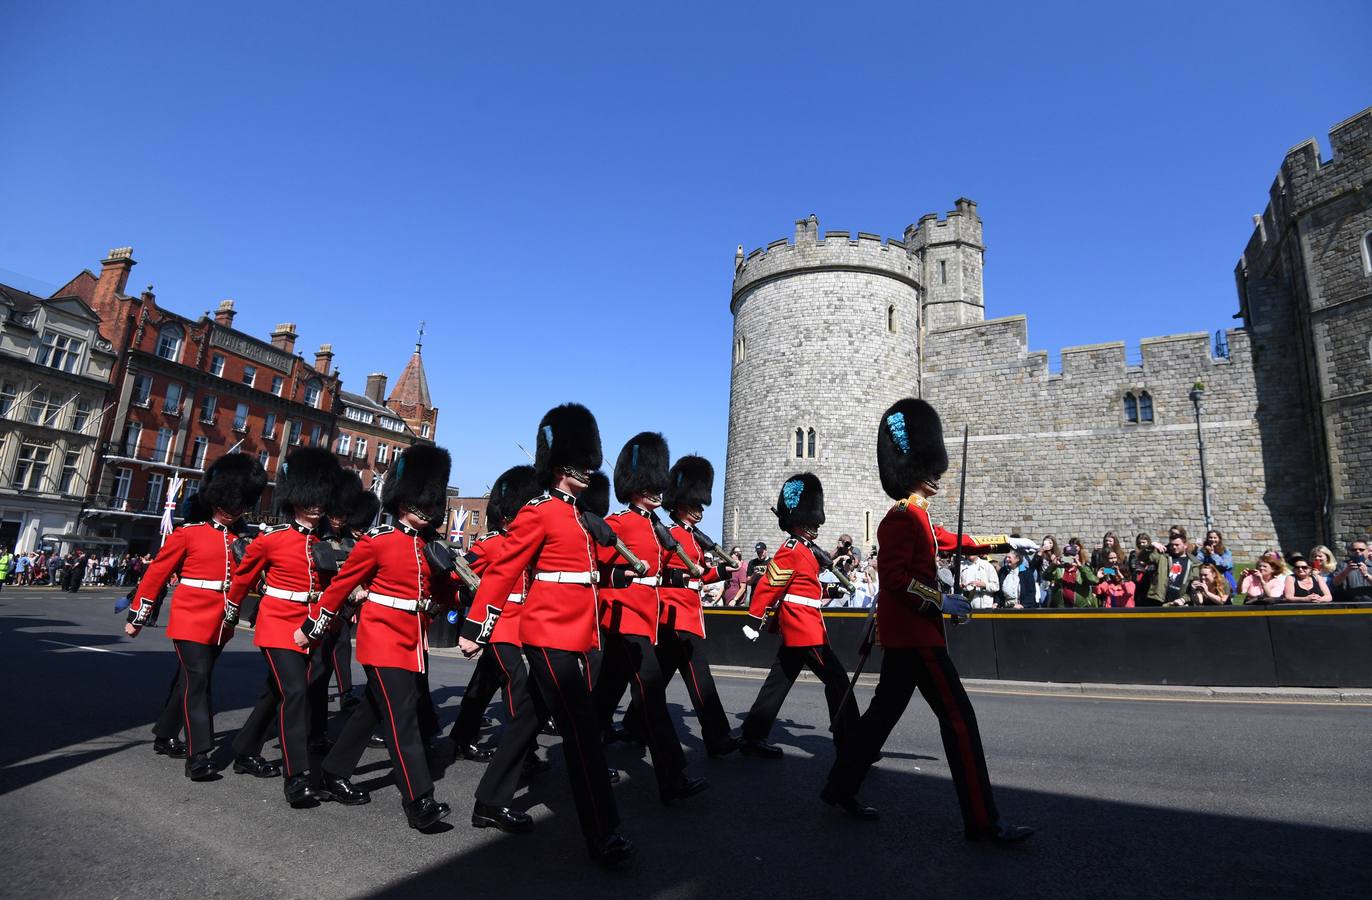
[488, 465, 541, 532]
[276, 447, 341, 515]
[877, 398, 948, 500]
[328, 470, 381, 533]
[663, 455, 714, 512]
[612, 432, 669, 505]
[577, 470, 611, 518]
[535, 403, 602, 487]
[382, 445, 451, 517]
[775, 472, 825, 532]
[198, 453, 267, 518]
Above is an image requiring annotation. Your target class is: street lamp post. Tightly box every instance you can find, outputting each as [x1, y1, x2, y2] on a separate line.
[1189, 383, 1214, 532]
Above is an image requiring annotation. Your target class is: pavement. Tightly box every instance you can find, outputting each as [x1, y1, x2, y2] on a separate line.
[1, 586, 1369, 899]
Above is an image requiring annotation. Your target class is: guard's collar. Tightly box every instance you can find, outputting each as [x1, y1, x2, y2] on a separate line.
[291, 521, 317, 535]
[550, 489, 576, 505]
[902, 493, 930, 511]
[396, 520, 422, 536]
[627, 504, 652, 518]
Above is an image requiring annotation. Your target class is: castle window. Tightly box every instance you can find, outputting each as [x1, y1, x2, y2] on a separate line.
[939, 260, 947, 285]
[734, 336, 746, 364]
[1362, 230, 1372, 275]
[792, 426, 817, 459]
[1138, 391, 1154, 423]
[886, 305, 897, 333]
[1123, 392, 1138, 424]
[806, 427, 817, 459]
[794, 428, 804, 458]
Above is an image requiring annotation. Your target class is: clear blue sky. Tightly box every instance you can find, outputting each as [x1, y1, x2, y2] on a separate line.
[3, 1, 1368, 538]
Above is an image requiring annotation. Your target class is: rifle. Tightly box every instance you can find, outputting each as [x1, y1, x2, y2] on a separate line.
[830, 602, 877, 732]
[651, 512, 705, 579]
[948, 425, 971, 624]
[580, 511, 650, 576]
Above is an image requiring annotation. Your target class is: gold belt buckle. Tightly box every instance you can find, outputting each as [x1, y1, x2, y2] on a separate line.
[307, 591, 321, 603]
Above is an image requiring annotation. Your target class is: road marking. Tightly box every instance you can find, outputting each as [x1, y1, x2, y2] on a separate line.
[39, 639, 135, 657]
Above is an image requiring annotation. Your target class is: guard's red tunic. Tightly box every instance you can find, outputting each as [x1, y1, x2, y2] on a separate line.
[597, 506, 665, 640]
[466, 530, 530, 646]
[128, 520, 238, 646]
[228, 522, 323, 655]
[747, 537, 828, 647]
[659, 522, 725, 638]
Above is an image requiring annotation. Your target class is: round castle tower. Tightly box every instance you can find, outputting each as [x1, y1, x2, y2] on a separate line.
[722, 200, 985, 552]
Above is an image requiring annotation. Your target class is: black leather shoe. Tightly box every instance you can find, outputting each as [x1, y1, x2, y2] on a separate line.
[339, 692, 360, 710]
[284, 773, 321, 808]
[481, 716, 496, 728]
[539, 719, 559, 736]
[660, 774, 710, 805]
[966, 821, 1035, 845]
[367, 734, 387, 748]
[587, 833, 634, 867]
[153, 737, 187, 759]
[522, 752, 550, 775]
[706, 736, 740, 758]
[307, 735, 332, 755]
[184, 753, 216, 781]
[232, 754, 282, 778]
[740, 739, 784, 759]
[404, 794, 452, 831]
[471, 801, 534, 834]
[453, 741, 494, 762]
[319, 772, 370, 805]
[608, 767, 621, 785]
[821, 786, 880, 820]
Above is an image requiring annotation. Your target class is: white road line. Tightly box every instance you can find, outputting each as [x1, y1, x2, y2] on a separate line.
[39, 639, 135, 657]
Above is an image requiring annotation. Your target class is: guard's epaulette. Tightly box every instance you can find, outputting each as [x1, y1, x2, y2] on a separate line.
[782, 537, 798, 549]
[526, 495, 552, 507]
[259, 523, 291, 535]
[474, 530, 500, 543]
[366, 524, 395, 537]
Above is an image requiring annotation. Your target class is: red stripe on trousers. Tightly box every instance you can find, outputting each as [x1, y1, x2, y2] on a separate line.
[173, 643, 193, 756]
[540, 648, 602, 832]
[492, 646, 515, 718]
[375, 671, 416, 800]
[264, 651, 292, 774]
[918, 646, 990, 829]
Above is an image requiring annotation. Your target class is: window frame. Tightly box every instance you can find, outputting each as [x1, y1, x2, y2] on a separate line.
[210, 354, 226, 377]
[37, 330, 85, 373]
[241, 365, 257, 388]
[163, 382, 184, 415]
[232, 402, 250, 432]
[58, 450, 81, 494]
[131, 373, 154, 407]
[11, 442, 53, 491]
[303, 379, 322, 408]
[155, 324, 184, 362]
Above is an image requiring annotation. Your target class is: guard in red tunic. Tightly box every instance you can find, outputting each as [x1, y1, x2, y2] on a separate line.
[592, 432, 709, 804]
[310, 445, 458, 830]
[306, 471, 380, 751]
[457, 403, 632, 867]
[123, 453, 267, 780]
[822, 398, 1034, 842]
[228, 447, 341, 806]
[739, 473, 859, 760]
[652, 455, 739, 756]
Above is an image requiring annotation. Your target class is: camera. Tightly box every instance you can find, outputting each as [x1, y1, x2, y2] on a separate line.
[1099, 567, 1116, 577]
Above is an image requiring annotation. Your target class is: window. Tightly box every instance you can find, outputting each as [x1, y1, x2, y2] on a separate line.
[59, 451, 81, 494]
[734, 336, 746, 364]
[199, 394, 218, 424]
[155, 324, 183, 361]
[154, 427, 173, 463]
[210, 354, 225, 377]
[122, 421, 143, 457]
[113, 467, 133, 502]
[241, 365, 257, 388]
[1139, 391, 1154, 423]
[887, 305, 897, 333]
[939, 259, 948, 284]
[376, 443, 389, 464]
[310, 424, 323, 447]
[1124, 392, 1139, 424]
[190, 436, 209, 468]
[146, 473, 165, 512]
[354, 437, 368, 460]
[73, 398, 92, 433]
[794, 428, 805, 459]
[1362, 230, 1372, 275]
[791, 426, 817, 460]
[37, 331, 85, 373]
[807, 427, 816, 459]
[262, 412, 277, 439]
[421, 423, 431, 438]
[233, 402, 249, 432]
[337, 433, 352, 455]
[472, 510, 480, 527]
[163, 382, 184, 415]
[11, 443, 52, 490]
[345, 407, 374, 424]
[25, 389, 61, 427]
[131, 373, 153, 407]
[258, 450, 270, 471]
[288, 419, 303, 445]
[303, 379, 321, 408]
[270, 375, 284, 396]
[0, 381, 17, 416]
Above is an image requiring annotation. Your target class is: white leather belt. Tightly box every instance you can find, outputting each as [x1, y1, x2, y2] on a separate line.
[783, 593, 824, 608]
[631, 576, 660, 587]
[506, 592, 525, 605]
[686, 580, 702, 591]
[368, 591, 420, 612]
[180, 578, 225, 590]
[264, 586, 317, 603]
[533, 571, 598, 584]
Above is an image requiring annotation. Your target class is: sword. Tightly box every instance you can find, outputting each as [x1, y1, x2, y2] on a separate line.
[949, 424, 970, 623]
[830, 601, 877, 732]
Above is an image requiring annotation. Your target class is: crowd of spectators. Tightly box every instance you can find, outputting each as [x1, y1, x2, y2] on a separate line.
[0, 547, 153, 593]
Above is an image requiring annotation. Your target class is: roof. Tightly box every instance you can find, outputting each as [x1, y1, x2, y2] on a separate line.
[339, 390, 391, 415]
[388, 346, 432, 410]
[0, 281, 44, 315]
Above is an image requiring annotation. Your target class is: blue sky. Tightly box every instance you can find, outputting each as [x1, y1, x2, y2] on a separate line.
[3, 1, 1368, 537]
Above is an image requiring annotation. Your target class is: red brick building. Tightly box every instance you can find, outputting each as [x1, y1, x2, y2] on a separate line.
[334, 341, 439, 495]
[443, 488, 489, 549]
[59, 248, 343, 552]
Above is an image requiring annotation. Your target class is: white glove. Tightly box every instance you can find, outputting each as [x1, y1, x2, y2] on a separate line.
[742, 624, 761, 642]
[1008, 537, 1038, 552]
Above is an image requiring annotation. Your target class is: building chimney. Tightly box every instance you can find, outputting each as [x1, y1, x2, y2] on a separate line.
[314, 343, 335, 375]
[365, 373, 388, 404]
[214, 300, 237, 327]
[92, 247, 136, 313]
[270, 323, 297, 353]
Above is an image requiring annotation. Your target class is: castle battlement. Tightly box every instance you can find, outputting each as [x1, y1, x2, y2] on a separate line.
[904, 198, 983, 251]
[732, 213, 918, 304]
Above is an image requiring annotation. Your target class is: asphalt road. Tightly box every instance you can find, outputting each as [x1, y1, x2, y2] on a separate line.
[1, 587, 1368, 899]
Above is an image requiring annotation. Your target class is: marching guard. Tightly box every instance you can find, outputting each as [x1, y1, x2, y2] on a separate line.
[123, 453, 267, 780]
[822, 398, 1034, 841]
[458, 404, 632, 866]
[738, 473, 858, 759]
[227, 447, 341, 805]
[309, 445, 458, 830]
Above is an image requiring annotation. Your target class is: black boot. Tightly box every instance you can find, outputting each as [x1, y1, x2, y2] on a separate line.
[966, 821, 1035, 845]
[232, 754, 282, 778]
[284, 773, 321, 808]
[539, 719, 559, 736]
[184, 753, 216, 781]
[404, 793, 451, 831]
[453, 741, 493, 762]
[740, 739, 784, 759]
[706, 736, 740, 758]
[339, 691, 360, 710]
[820, 786, 880, 820]
[367, 734, 387, 748]
[153, 737, 187, 759]
[587, 833, 634, 867]
[660, 773, 710, 806]
[471, 801, 534, 834]
[522, 751, 550, 775]
[319, 772, 370, 805]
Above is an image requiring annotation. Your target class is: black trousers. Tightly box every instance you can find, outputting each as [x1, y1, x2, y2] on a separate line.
[450, 644, 552, 745]
[417, 665, 438, 740]
[324, 665, 434, 801]
[826, 646, 998, 832]
[593, 632, 687, 793]
[473, 643, 543, 806]
[653, 628, 733, 750]
[152, 640, 225, 757]
[740, 643, 857, 751]
[525, 645, 620, 845]
[233, 648, 312, 776]
[307, 619, 355, 741]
